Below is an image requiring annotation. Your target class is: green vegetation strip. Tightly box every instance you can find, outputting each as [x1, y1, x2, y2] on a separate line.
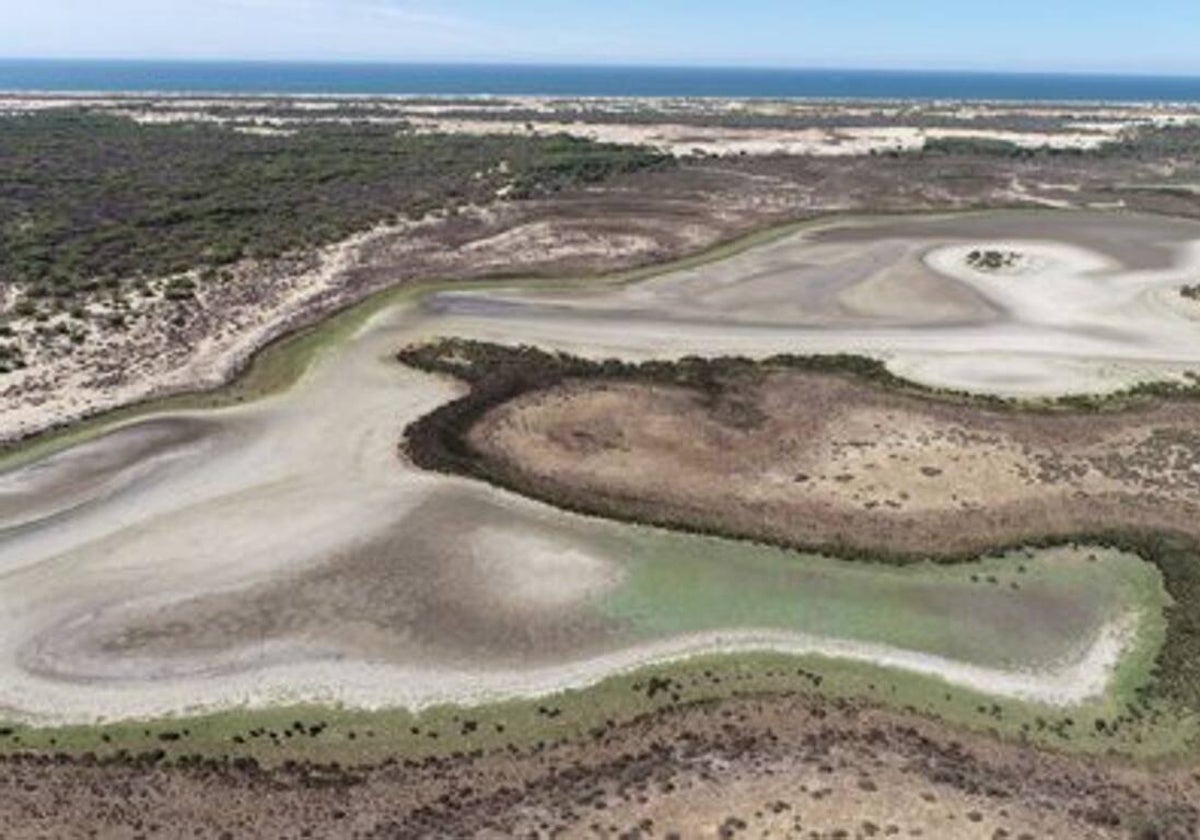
[0, 644, 1189, 768]
[606, 542, 1157, 671]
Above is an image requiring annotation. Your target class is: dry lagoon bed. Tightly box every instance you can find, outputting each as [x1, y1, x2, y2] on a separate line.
[2, 210, 1199, 729]
[431, 210, 1200, 396]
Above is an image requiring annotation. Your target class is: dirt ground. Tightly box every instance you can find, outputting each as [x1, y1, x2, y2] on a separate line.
[2, 693, 1194, 839]
[471, 370, 1200, 555]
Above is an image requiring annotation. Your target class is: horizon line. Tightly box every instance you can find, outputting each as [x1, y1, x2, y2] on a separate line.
[2, 57, 1200, 81]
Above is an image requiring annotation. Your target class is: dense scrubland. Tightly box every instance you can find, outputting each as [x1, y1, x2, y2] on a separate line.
[0, 111, 671, 306]
[921, 123, 1200, 158]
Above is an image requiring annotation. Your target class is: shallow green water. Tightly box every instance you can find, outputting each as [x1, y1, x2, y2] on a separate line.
[593, 524, 1162, 670]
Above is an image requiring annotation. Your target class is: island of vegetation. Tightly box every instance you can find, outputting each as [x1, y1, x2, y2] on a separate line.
[966, 248, 1022, 271]
[398, 338, 1200, 738]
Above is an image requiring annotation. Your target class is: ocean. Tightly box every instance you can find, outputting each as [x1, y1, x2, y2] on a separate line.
[1, 60, 1198, 103]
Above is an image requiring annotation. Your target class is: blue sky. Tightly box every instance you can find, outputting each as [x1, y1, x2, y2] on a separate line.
[4, 0, 1199, 74]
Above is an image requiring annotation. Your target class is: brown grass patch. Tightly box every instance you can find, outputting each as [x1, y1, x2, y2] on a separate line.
[470, 370, 1200, 556]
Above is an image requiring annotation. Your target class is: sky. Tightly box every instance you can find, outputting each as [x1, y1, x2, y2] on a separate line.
[4, 0, 1200, 75]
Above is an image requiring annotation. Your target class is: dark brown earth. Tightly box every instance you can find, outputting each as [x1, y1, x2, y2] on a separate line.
[3, 694, 1195, 839]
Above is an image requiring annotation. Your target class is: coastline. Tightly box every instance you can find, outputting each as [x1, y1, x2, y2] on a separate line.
[2, 60, 1199, 103]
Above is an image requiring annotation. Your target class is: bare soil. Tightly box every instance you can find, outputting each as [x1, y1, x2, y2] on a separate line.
[471, 370, 1200, 555]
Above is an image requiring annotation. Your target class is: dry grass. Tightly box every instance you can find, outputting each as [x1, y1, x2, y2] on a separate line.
[471, 369, 1200, 555]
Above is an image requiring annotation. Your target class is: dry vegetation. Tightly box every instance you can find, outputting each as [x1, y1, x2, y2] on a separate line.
[401, 340, 1200, 556]
[470, 371, 1200, 556]
[4, 694, 1197, 839]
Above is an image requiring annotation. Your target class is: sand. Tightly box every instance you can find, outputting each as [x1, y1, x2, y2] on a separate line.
[406, 116, 1123, 157]
[0, 622, 1136, 727]
[470, 526, 625, 610]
